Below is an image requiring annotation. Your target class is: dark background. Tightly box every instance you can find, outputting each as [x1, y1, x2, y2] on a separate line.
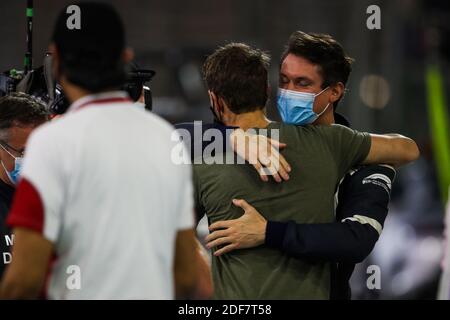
[1, 0, 449, 299]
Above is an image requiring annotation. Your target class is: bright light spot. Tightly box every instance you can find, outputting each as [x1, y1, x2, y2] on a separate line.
[359, 74, 391, 109]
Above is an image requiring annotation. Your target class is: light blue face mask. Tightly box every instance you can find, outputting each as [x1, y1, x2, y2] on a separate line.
[1, 145, 23, 185]
[277, 87, 330, 125]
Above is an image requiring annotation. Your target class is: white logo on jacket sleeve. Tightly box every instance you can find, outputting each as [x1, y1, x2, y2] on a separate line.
[362, 173, 392, 195]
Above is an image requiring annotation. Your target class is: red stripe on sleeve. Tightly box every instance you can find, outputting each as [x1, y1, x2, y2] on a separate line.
[6, 178, 44, 233]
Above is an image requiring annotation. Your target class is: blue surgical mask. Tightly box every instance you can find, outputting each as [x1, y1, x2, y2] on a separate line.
[277, 87, 330, 125]
[1, 145, 23, 185]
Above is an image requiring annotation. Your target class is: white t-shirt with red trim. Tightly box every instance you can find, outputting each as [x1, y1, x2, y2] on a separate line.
[8, 91, 194, 299]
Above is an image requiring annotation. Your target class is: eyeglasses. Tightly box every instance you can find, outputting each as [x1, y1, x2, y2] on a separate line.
[0, 140, 25, 158]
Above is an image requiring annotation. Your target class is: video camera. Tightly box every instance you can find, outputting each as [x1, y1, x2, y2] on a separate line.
[0, 56, 156, 115]
[0, 0, 156, 115]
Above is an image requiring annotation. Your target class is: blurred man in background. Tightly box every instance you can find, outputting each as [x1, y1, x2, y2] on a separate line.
[0, 2, 209, 299]
[0, 93, 48, 280]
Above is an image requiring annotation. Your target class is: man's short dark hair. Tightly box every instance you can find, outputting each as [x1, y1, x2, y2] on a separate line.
[0, 92, 49, 132]
[52, 2, 126, 92]
[281, 31, 354, 109]
[203, 43, 270, 114]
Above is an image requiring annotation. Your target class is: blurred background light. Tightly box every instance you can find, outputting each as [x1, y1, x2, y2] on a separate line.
[359, 74, 391, 110]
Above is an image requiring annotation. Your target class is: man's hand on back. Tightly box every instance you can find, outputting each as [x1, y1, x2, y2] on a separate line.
[206, 199, 267, 256]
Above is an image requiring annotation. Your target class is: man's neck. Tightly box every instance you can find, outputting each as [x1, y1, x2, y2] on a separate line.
[314, 108, 335, 125]
[61, 77, 124, 105]
[61, 78, 93, 104]
[224, 109, 270, 131]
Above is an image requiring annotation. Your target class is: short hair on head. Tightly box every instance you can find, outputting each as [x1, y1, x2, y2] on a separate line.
[202, 42, 270, 114]
[281, 31, 354, 109]
[0, 92, 49, 135]
[52, 2, 126, 92]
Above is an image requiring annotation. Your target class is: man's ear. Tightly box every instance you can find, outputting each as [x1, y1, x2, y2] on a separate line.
[48, 43, 57, 57]
[208, 91, 228, 115]
[208, 90, 217, 109]
[209, 91, 222, 110]
[217, 97, 228, 115]
[48, 43, 60, 79]
[330, 82, 345, 104]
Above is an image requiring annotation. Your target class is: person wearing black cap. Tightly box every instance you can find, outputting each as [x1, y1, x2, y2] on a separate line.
[205, 31, 400, 299]
[0, 2, 207, 299]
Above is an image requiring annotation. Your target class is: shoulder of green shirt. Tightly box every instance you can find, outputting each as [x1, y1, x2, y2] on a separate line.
[318, 124, 372, 170]
[284, 123, 372, 169]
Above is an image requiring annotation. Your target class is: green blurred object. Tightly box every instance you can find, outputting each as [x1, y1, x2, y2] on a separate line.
[426, 65, 450, 204]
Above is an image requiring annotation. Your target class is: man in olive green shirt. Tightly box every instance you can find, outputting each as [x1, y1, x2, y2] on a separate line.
[194, 43, 418, 299]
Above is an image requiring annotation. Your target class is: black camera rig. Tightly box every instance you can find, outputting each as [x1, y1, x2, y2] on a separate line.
[0, 0, 156, 114]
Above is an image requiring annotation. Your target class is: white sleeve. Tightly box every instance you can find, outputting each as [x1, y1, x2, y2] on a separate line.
[21, 125, 66, 242]
[177, 165, 195, 231]
[172, 133, 194, 231]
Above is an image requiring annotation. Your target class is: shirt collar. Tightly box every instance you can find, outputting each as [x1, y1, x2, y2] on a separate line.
[68, 91, 130, 113]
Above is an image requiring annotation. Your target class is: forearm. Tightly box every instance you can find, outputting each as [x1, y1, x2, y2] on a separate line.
[0, 228, 53, 300]
[266, 220, 379, 263]
[0, 266, 43, 299]
[175, 273, 196, 299]
[174, 229, 198, 299]
[386, 134, 420, 166]
[265, 165, 393, 263]
[0, 278, 41, 299]
[365, 134, 420, 167]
